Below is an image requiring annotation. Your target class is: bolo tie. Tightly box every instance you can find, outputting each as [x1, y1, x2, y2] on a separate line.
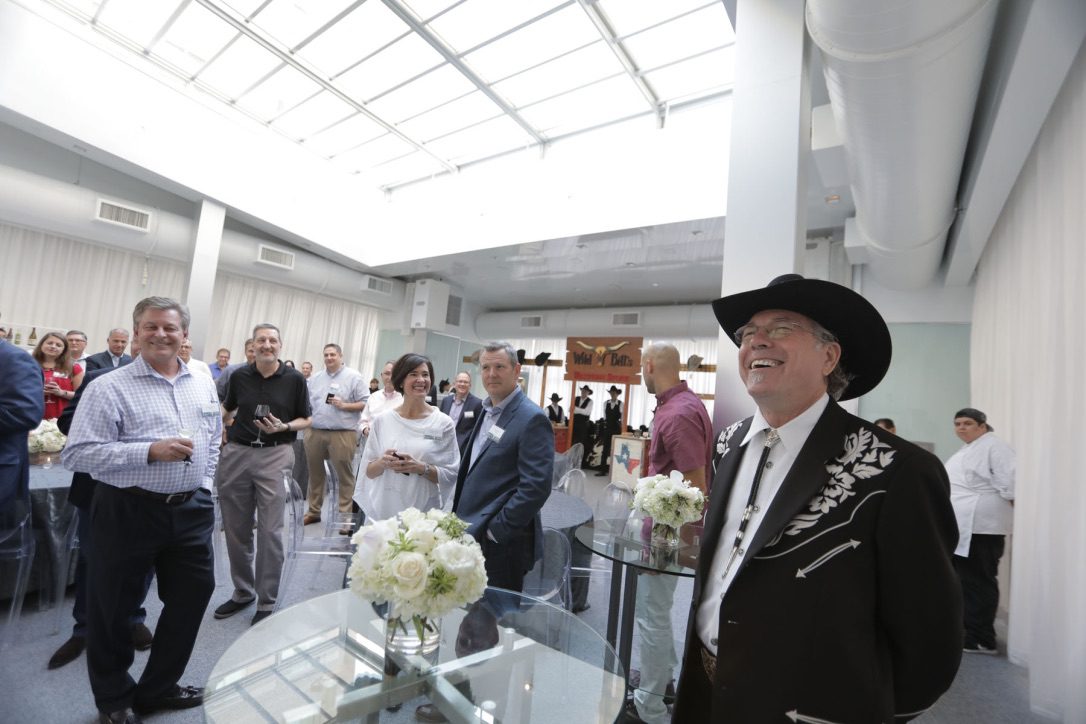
[718, 428, 780, 590]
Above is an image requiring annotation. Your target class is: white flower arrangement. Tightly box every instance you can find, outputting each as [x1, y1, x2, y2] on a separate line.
[28, 419, 66, 453]
[348, 507, 488, 633]
[632, 470, 706, 530]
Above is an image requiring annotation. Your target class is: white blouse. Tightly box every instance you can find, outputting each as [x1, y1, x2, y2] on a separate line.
[353, 407, 460, 521]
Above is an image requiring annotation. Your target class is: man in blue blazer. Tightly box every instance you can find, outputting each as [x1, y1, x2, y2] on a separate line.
[0, 336, 44, 510]
[438, 371, 484, 453]
[452, 342, 553, 591]
[83, 328, 133, 371]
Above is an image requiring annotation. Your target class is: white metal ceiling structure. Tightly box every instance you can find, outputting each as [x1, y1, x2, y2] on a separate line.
[43, 0, 736, 190]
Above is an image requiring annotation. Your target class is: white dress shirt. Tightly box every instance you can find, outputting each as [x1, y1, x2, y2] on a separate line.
[696, 395, 829, 655]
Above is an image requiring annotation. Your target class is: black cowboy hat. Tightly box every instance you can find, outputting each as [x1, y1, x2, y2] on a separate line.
[516, 349, 527, 365]
[579, 385, 592, 394]
[711, 274, 891, 400]
[606, 385, 622, 395]
[535, 352, 551, 366]
[549, 393, 562, 402]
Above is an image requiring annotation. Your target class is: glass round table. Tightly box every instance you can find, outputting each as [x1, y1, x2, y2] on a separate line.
[204, 587, 625, 723]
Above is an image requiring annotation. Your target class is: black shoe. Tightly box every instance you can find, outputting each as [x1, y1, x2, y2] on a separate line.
[131, 623, 153, 651]
[251, 610, 273, 626]
[963, 642, 998, 655]
[98, 707, 142, 724]
[572, 603, 591, 614]
[133, 685, 203, 714]
[214, 598, 255, 619]
[48, 635, 86, 669]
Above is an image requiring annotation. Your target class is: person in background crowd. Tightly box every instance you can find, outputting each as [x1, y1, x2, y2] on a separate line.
[359, 361, 402, 437]
[67, 329, 89, 366]
[210, 348, 230, 380]
[355, 353, 460, 522]
[0, 325, 9, 340]
[215, 338, 255, 401]
[84, 328, 132, 371]
[214, 324, 311, 625]
[303, 343, 367, 527]
[0, 311, 44, 510]
[301, 361, 313, 379]
[48, 335, 155, 671]
[947, 407, 1015, 656]
[546, 393, 565, 424]
[572, 384, 593, 466]
[439, 370, 483, 453]
[672, 275, 961, 723]
[32, 331, 83, 421]
[368, 377, 380, 394]
[283, 360, 296, 369]
[874, 417, 897, 434]
[179, 340, 212, 378]
[62, 296, 220, 722]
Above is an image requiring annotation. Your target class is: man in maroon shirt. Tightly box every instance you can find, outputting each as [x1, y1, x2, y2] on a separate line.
[628, 342, 713, 723]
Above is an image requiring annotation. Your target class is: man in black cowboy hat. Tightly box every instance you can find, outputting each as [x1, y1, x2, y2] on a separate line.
[546, 393, 565, 424]
[596, 385, 624, 476]
[672, 274, 962, 723]
[572, 384, 593, 466]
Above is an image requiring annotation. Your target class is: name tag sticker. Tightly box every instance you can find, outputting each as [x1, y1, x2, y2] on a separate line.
[487, 425, 505, 443]
[424, 433, 442, 441]
[202, 402, 219, 417]
[464, 410, 475, 420]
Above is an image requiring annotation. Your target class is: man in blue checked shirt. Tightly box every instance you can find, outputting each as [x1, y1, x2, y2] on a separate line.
[63, 296, 222, 724]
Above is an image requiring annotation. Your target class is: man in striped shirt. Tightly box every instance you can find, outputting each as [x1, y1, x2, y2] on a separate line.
[63, 296, 221, 724]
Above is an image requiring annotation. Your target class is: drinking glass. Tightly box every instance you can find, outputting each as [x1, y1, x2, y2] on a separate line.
[253, 404, 271, 447]
[178, 427, 194, 465]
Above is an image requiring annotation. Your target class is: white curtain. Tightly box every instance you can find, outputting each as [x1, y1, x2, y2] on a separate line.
[209, 271, 380, 376]
[506, 336, 717, 431]
[0, 223, 186, 345]
[972, 42, 1086, 721]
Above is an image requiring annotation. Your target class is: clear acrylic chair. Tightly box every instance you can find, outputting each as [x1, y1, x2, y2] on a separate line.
[321, 461, 357, 539]
[0, 488, 36, 651]
[564, 443, 584, 471]
[51, 509, 80, 634]
[278, 470, 353, 613]
[557, 468, 588, 500]
[522, 527, 572, 609]
[594, 481, 634, 522]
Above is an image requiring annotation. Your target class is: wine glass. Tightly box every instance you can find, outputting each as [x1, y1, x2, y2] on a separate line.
[178, 427, 194, 465]
[253, 404, 271, 447]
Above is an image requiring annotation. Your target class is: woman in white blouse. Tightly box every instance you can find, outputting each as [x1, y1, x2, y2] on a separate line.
[353, 353, 460, 522]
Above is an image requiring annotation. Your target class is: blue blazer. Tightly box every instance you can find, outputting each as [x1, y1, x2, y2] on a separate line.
[439, 392, 484, 453]
[83, 351, 132, 372]
[0, 340, 45, 509]
[453, 389, 553, 568]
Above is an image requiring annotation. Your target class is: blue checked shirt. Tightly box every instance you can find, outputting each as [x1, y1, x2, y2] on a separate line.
[62, 355, 222, 493]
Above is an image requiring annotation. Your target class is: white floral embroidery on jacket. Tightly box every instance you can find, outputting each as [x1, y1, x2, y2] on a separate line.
[780, 428, 896, 538]
[713, 421, 744, 473]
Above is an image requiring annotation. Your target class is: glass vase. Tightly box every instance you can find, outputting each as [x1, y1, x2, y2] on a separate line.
[651, 522, 680, 550]
[384, 607, 442, 670]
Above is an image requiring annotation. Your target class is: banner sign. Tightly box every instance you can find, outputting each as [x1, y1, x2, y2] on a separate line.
[564, 337, 643, 384]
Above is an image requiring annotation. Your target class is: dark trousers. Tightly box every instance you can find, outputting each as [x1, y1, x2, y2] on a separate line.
[481, 534, 531, 593]
[599, 427, 615, 471]
[572, 416, 590, 466]
[86, 486, 214, 712]
[954, 533, 1005, 648]
[71, 507, 153, 637]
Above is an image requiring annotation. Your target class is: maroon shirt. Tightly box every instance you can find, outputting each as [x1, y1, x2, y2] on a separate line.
[648, 380, 713, 478]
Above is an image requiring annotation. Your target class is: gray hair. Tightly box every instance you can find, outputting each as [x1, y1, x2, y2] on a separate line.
[252, 323, 281, 341]
[809, 321, 854, 400]
[132, 297, 190, 331]
[483, 341, 518, 366]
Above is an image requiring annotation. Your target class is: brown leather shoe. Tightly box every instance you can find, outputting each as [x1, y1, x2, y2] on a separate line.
[48, 635, 86, 669]
[131, 623, 153, 651]
[303, 513, 321, 525]
[415, 703, 448, 723]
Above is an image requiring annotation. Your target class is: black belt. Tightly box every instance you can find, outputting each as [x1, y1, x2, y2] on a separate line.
[122, 487, 200, 505]
[233, 440, 287, 448]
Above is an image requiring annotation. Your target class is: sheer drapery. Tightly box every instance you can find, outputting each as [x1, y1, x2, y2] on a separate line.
[972, 43, 1086, 721]
[505, 336, 717, 431]
[209, 271, 379, 376]
[0, 223, 186, 342]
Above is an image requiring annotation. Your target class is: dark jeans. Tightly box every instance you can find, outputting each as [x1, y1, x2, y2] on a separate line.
[72, 507, 153, 638]
[954, 533, 1005, 648]
[86, 486, 214, 712]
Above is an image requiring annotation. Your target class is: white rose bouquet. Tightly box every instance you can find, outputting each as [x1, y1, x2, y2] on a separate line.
[28, 419, 66, 453]
[348, 507, 488, 641]
[632, 470, 706, 545]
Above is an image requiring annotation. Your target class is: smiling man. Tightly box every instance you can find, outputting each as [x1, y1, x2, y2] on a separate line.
[672, 275, 962, 723]
[452, 341, 552, 592]
[215, 324, 311, 625]
[439, 370, 483, 453]
[62, 297, 221, 723]
[84, 328, 132, 371]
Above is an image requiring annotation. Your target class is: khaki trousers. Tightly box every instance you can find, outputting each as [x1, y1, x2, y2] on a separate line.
[303, 428, 357, 516]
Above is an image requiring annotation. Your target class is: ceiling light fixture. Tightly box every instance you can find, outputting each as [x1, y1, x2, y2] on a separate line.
[825, 194, 841, 204]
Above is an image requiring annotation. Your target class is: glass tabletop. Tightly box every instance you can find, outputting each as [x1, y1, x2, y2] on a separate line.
[574, 518, 699, 577]
[204, 588, 625, 723]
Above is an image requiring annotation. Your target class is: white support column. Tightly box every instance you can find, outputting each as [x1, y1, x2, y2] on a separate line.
[185, 199, 225, 358]
[712, 0, 812, 431]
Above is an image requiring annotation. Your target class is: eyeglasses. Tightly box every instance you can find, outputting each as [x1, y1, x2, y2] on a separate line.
[733, 320, 825, 346]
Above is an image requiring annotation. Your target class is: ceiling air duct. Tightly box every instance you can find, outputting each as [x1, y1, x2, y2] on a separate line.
[807, 0, 999, 289]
